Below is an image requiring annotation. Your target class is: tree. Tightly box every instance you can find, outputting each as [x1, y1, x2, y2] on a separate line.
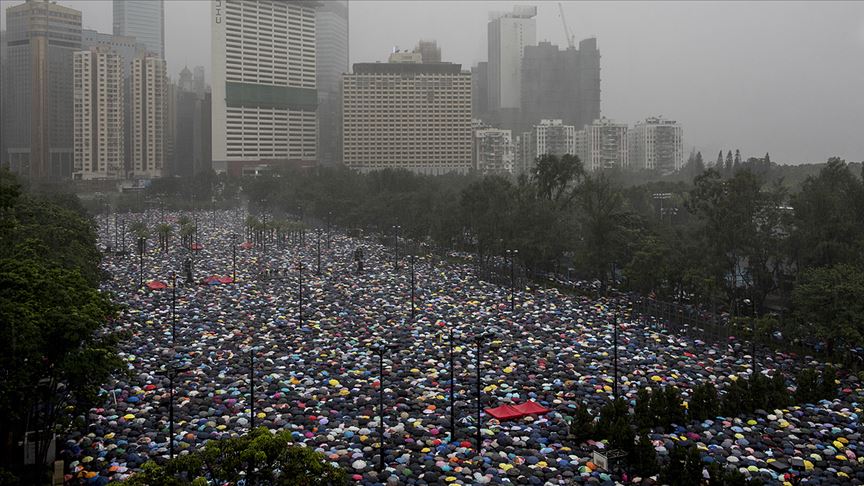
[531, 153, 584, 205]
[725, 151, 734, 175]
[458, 175, 514, 265]
[716, 151, 723, 169]
[688, 382, 718, 422]
[569, 403, 595, 444]
[794, 368, 819, 404]
[126, 428, 346, 485]
[633, 388, 654, 431]
[792, 264, 864, 353]
[632, 434, 658, 476]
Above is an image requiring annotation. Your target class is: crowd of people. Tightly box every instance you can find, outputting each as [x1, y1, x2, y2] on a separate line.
[62, 210, 863, 485]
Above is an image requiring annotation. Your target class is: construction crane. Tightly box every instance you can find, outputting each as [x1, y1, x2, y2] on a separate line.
[558, 2, 575, 49]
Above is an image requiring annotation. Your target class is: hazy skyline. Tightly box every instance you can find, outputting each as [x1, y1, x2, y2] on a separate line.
[2, 0, 862, 165]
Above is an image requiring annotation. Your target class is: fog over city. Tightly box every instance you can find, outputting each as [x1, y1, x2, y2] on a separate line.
[2, 0, 861, 164]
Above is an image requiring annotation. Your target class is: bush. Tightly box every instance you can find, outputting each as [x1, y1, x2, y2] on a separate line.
[569, 403, 595, 444]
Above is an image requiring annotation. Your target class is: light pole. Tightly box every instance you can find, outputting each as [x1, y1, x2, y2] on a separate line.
[327, 211, 332, 248]
[316, 228, 322, 276]
[449, 325, 456, 444]
[652, 193, 672, 222]
[249, 347, 256, 431]
[409, 255, 416, 321]
[231, 233, 238, 283]
[745, 298, 756, 375]
[392, 225, 401, 271]
[474, 331, 491, 452]
[506, 249, 518, 312]
[297, 261, 303, 326]
[171, 272, 177, 345]
[137, 236, 145, 289]
[612, 312, 619, 401]
[373, 341, 398, 474]
[160, 361, 190, 461]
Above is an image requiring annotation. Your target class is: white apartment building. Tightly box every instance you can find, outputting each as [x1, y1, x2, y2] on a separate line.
[212, 0, 318, 174]
[487, 6, 536, 112]
[629, 116, 684, 173]
[73, 47, 125, 180]
[520, 119, 576, 174]
[342, 62, 472, 174]
[580, 117, 629, 171]
[474, 127, 514, 175]
[130, 54, 166, 178]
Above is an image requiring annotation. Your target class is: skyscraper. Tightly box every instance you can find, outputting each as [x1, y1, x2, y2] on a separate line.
[316, 0, 349, 166]
[471, 62, 489, 120]
[342, 61, 472, 174]
[0, 30, 7, 169]
[4, 0, 82, 180]
[487, 5, 536, 130]
[520, 119, 577, 174]
[521, 39, 601, 134]
[579, 117, 629, 171]
[174, 66, 212, 177]
[629, 117, 684, 173]
[73, 47, 125, 180]
[130, 54, 167, 178]
[415, 39, 441, 63]
[113, 0, 165, 58]
[212, 0, 318, 175]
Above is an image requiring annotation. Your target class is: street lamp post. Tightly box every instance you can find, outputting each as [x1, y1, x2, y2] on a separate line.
[171, 273, 177, 345]
[374, 341, 398, 474]
[745, 298, 756, 375]
[298, 261, 303, 326]
[392, 225, 401, 271]
[449, 325, 456, 444]
[327, 211, 332, 248]
[409, 255, 416, 320]
[231, 233, 238, 283]
[474, 332, 490, 452]
[612, 312, 619, 401]
[316, 228, 322, 276]
[161, 361, 189, 462]
[137, 236, 145, 288]
[506, 249, 518, 312]
[249, 347, 255, 431]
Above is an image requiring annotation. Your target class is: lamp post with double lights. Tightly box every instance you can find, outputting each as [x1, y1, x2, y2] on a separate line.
[744, 298, 756, 375]
[316, 228, 322, 276]
[171, 273, 177, 344]
[448, 325, 458, 444]
[373, 341, 399, 473]
[612, 312, 619, 401]
[409, 255, 416, 320]
[159, 360, 190, 461]
[392, 225, 401, 271]
[506, 249, 518, 312]
[231, 233, 238, 283]
[474, 331, 491, 451]
[137, 236, 145, 288]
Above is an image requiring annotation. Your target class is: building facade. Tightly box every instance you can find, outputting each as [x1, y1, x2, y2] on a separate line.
[130, 54, 167, 178]
[342, 62, 472, 174]
[629, 117, 684, 173]
[519, 119, 576, 174]
[113, 0, 164, 58]
[316, 0, 348, 167]
[212, 0, 319, 175]
[471, 62, 489, 120]
[521, 38, 601, 134]
[474, 127, 514, 175]
[174, 66, 213, 177]
[4, 0, 82, 180]
[415, 39, 441, 63]
[487, 5, 536, 130]
[73, 47, 125, 180]
[580, 117, 629, 171]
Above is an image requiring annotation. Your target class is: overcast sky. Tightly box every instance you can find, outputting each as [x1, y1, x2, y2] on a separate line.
[2, 0, 863, 165]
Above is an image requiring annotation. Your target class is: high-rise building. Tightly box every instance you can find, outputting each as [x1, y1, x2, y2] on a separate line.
[212, 0, 318, 175]
[113, 0, 164, 58]
[316, 0, 348, 166]
[4, 0, 81, 180]
[415, 39, 441, 63]
[342, 61, 472, 174]
[0, 30, 7, 168]
[519, 119, 577, 174]
[474, 127, 515, 175]
[579, 117, 629, 171]
[487, 5, 536, 130]
[471, 62, 489, 120]
[521, 38, 601, 134]
[82, 29, 147, 175]
[130, 54, 167, 178]
[73, 47, 125, 180]
[173, 66, 212, 177]
[629, 117, 684, 173]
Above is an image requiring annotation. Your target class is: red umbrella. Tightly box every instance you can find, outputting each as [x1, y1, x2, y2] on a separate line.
[191, 243, 204, 251]
[146, 281, 168, 290]
[239, 241, 254, 250]
[218, 276, 234, 284]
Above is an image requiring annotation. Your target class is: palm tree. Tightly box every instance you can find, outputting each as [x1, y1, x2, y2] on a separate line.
[156, 223, 172, 252]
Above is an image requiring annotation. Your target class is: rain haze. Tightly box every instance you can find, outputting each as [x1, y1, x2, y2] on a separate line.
[3, 0, 861, 164]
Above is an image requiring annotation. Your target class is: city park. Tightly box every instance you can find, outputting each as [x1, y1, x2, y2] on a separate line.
[2, 160, 864, 485]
